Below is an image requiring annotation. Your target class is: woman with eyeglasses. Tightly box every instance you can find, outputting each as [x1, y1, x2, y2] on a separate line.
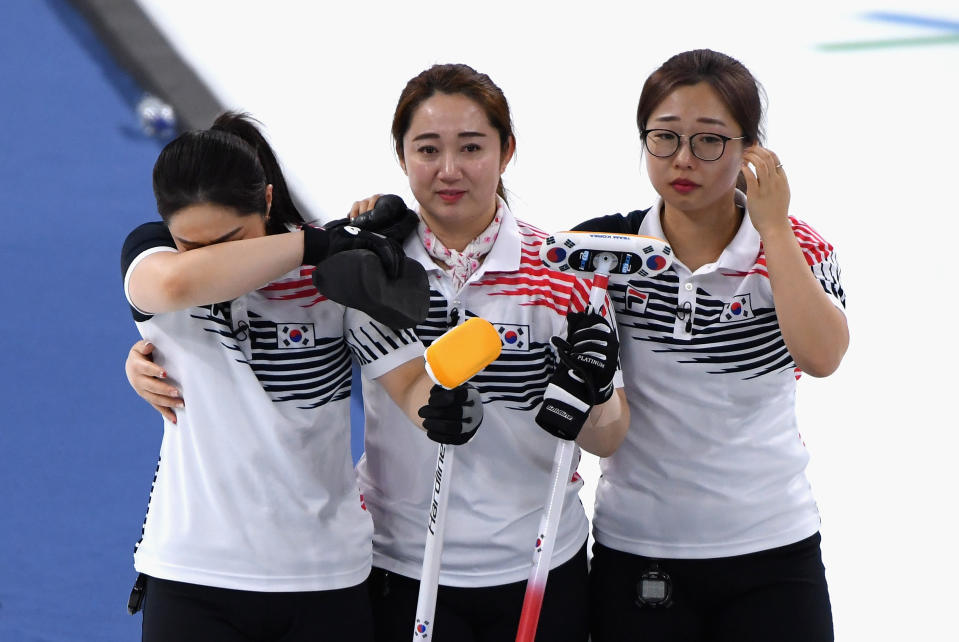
[575, 49, 848, 641]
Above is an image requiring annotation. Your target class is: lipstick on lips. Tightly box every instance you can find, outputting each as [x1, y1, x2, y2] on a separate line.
[438, 190, 465, 204]
[670, 179, 699, 194]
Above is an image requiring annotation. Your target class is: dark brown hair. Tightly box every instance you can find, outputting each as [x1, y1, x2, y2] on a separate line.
[391, 63, 515, 202]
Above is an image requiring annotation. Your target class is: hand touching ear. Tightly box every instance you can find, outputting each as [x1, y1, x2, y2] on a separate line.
[741, 146, 791, 238]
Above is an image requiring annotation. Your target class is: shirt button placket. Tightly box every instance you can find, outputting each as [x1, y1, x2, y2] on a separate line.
[676, 280, 696, 338]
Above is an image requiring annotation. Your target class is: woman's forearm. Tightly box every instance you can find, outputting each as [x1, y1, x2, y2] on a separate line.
[762, 223, 848, 377]
[128, 231, 306, 313]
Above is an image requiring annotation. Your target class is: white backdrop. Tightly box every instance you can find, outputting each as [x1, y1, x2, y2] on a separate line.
[135, 1, 959, 638]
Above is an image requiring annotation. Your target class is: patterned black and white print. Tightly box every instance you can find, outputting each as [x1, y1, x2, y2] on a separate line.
[191, 303, 353, 409]
[610, 274, 795, 380]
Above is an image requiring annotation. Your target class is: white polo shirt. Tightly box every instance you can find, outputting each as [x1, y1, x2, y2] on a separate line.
[122, 222, 418, 592]
[589, 193, 846, 559]
[355, 201, 623, 587]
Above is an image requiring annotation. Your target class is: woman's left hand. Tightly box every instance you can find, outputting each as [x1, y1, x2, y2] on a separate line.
[741, 146, 790, 237]
[348, 194, 383, 221]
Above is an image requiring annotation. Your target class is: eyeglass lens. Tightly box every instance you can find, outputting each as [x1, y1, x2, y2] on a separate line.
[644, 130, 729, 162]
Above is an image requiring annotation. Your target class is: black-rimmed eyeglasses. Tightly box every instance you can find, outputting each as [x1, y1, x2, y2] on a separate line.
[641, 129, 744, 162]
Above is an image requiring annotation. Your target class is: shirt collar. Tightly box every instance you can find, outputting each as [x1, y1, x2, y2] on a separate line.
[404, 196, 521, 278]
[641, 190, 760, 273]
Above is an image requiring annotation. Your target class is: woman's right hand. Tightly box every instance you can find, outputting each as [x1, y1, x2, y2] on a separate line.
[126, 339, 183, 423]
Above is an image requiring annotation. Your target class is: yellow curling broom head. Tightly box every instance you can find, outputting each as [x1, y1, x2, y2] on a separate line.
[425, 317, 502, 389]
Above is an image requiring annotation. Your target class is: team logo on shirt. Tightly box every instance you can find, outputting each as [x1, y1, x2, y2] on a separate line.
[720, 294, 754, 323]
[625, 286, 650, 314]
[495, 323, 530, 351]
[276, 323, 315, 348]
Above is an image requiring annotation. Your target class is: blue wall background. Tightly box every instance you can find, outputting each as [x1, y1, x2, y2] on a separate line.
[1, 2, 172, 639]
[0, 4, 370, 639]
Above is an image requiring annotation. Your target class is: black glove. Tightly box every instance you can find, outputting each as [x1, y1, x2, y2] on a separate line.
[307, 196, 427, 328]
[552, 311, 619, 404]
[303, 194, 418, 278]
[535, 311, 619, 441]
[351, 194, 419, 242]
[418, 383, 483, 446]
[322, 194, 419, 244]
[302, 224, 405, 278]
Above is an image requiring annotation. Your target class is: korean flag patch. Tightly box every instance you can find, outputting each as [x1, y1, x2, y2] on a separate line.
[625, 286, 650, 315]
[277, 323, 315, 348]
[720, 294, 754, 323]
[496, 323, 529, 351]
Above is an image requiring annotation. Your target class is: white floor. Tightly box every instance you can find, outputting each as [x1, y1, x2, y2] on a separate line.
[135, 1, 959, 638]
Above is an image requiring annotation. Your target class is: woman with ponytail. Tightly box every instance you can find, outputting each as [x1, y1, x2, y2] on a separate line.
[121, 112, 481, 642]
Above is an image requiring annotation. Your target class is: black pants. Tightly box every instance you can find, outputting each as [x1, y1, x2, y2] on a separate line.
[589, 533, 834, 642]
[139, 574, 374, 642]
[368, 543, 589, 642]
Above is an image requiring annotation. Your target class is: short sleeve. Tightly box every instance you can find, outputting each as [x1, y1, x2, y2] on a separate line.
[572, 209, 649, 234]
[121, 222, 177, 321]
[343, 308, 425, 380]
[790, 217, 846, 311]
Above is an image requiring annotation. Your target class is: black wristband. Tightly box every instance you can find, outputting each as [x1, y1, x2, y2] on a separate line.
[426, 425, 476, 446]
[302, 225, 331, 266]
[535, 395, 588, 441]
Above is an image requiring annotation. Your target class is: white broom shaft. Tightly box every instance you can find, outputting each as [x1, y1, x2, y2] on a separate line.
[412, 443, 455, 641]
[532, 439, 576, 579]
[515, 261, 614, 641]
